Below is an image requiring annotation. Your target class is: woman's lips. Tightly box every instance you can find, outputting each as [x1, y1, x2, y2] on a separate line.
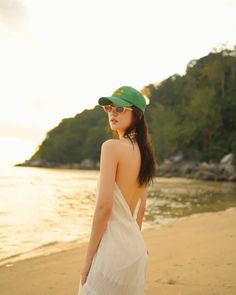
[110, 119, 118, 124]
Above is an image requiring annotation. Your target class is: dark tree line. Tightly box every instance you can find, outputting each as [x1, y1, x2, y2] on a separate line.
[28, 47, 236, 166]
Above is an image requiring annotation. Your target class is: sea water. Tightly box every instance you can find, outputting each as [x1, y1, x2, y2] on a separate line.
[0, 165, 235, 266]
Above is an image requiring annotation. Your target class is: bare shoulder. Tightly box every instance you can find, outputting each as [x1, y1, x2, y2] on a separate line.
[100, 139, 121, 155]
[102, 139, 130, 154]
[101, 139, 120, 149]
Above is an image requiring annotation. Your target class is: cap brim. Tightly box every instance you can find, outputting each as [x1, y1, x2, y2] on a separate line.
[98, 96, 133, 107]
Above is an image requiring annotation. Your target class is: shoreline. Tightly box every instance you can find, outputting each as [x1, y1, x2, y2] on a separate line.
[15, 152, 236, 182]
[0, 207, 232, 268]
[1, 207, 236, 294]
[0, 214, 175, 267]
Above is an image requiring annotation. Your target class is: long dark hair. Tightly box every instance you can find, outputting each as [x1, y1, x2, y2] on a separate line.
[107, 106, 157, 187]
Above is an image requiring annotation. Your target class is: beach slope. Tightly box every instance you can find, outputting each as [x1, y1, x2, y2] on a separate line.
[0, 208, 236, 295]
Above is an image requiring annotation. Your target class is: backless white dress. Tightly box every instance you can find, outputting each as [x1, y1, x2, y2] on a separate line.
[78, 180, 148, 295]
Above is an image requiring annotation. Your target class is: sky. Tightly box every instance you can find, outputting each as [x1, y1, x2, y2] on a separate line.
[0, 0, 235, 167]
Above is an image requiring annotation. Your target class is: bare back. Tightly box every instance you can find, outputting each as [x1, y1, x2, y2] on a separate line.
[115, 138, 147, 216]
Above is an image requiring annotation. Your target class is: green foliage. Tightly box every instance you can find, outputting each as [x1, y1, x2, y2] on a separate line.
[30, 106, 112, 164]
[29, 46, 236, 166]
[146, 47, 236, 164]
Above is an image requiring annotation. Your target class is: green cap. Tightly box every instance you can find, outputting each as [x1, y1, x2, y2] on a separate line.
[98, 85, 146, 113]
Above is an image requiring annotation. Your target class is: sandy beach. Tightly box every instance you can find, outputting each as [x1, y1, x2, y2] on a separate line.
[0, 207, 236, 295]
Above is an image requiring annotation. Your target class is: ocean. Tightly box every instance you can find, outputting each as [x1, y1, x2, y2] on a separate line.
[0, 165, 235, 266]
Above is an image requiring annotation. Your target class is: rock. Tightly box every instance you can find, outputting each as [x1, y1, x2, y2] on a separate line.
[169, 151, 184, 163]
[193, 170, 217, 180]
[27, 160, 41, 166]
[178, 161, 198, 176]
[199, 162, 210, 170]
[220, 153, 233, 165]
[79, 159, 95, 169]
[199, 162, 218, 173]
[163, 159, 172, 165]
[70, 163, 81, 169]
[156, 160, 172, 176]
[155, 153, 236, 181]
[218, 163, 235, 174]
[228, 173, 236, 181]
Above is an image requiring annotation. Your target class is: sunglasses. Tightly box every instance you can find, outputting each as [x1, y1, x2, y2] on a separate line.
[102, 105, 133, 114]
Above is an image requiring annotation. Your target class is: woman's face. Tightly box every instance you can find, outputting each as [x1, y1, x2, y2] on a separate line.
[107, 103, 133, 133]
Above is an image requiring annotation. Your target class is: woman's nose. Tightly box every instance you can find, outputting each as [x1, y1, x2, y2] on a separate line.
[110, 108, 118, 116]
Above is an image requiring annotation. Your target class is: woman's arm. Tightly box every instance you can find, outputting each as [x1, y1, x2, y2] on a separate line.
[136, 188, 147, 231]
[84, 203, 112, 264]
[83, 140, 118, 265]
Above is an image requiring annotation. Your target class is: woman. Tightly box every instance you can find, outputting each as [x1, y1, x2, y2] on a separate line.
[78, 85, 156, 294]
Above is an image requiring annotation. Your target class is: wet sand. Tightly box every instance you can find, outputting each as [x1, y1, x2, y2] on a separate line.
[0, 208, 236, 295]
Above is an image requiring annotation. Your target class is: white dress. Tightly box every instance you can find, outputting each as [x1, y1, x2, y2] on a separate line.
[78, 181, 148, 295]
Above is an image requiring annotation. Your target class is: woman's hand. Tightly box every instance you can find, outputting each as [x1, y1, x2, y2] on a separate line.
[80, 261, 92, 286]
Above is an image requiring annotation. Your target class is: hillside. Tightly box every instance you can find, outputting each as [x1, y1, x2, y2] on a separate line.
[17, 47, 236, 179]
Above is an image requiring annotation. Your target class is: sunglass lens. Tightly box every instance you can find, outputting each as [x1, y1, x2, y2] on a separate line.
[104, 105, 112, 112]
[102, 105, 127, 113]
[116, 107, 125, 113]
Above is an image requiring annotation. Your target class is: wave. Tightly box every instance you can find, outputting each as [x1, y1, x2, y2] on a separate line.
[0, 238, 88, 267]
